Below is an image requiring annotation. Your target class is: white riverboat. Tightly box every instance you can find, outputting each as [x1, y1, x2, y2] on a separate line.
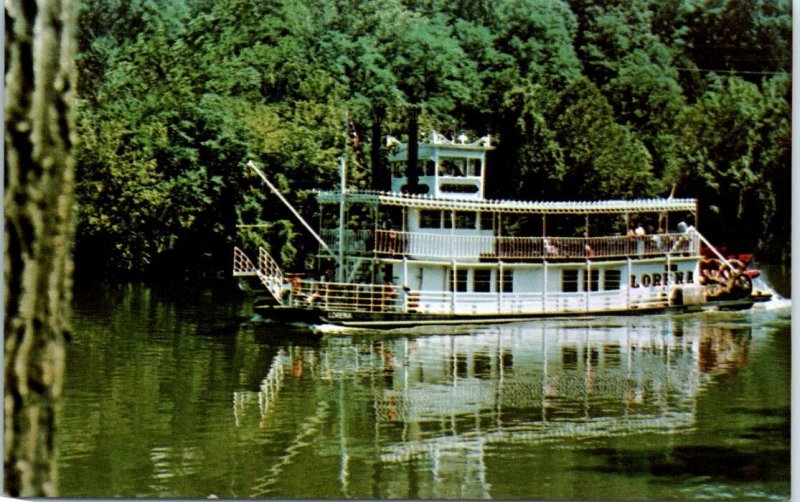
[234, 132, 769, 328]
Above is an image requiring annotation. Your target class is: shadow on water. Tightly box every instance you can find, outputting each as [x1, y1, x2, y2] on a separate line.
[250, 323, 323, 347]
[584, 445, 789, 482]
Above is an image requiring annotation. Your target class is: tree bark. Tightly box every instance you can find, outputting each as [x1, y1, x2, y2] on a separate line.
[4, 0, 77, 496]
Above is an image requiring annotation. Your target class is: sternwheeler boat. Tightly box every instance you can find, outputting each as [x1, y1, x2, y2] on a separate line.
[234, 132, 769, 328]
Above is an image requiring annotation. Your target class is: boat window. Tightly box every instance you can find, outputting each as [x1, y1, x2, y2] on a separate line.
[391, 162, 404, 177]
[583, 269, 600, 292]
[500, 269, 513, 293]
[450, 269, 468, 292]
[415, 160, 432, 176]
[439, 158, 464, 176]
[479, 212, 493, 230]
[474, 269, 491, 292]
[441, 183, 479, 194]
[562, 270, 579, 292]
[420, 210, 441, 229]
[390, 160, 434, 177]
[455, 212, 477, 229]
[466, 158, 481, 176]
[604, 270, 621, 290]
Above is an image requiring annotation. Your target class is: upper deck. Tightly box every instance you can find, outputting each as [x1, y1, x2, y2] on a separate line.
[317, 189, 697, 215]
[320, 228, 699, 262]
[313, 131, 698, 264]
[387, 131, 492, 199]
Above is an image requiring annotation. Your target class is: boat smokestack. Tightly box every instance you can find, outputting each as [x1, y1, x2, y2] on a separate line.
[371, 106, 389, 191]
[405, 105, 419, 193]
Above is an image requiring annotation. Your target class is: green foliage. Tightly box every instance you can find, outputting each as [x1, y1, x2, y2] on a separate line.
[550, 78, 655, 200]
[673, 75, 790, 260]
[74, 0, 791, 274]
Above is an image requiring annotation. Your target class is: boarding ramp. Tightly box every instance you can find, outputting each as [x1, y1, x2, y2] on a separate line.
[234, 246, 285, 303]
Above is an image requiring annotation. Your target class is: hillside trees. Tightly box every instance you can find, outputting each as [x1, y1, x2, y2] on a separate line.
[73, 0, 791, 273]
[673, 75, 790, 261]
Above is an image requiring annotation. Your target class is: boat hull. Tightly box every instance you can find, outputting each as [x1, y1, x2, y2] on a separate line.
[252, 301, 764, 329]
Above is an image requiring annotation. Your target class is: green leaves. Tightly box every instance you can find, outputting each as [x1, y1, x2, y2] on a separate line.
[74, 0, 791, 273]
[673, 75, 790, 258]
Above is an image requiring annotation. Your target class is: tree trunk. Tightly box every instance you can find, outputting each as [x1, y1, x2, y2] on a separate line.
[4, 0, 77, 496]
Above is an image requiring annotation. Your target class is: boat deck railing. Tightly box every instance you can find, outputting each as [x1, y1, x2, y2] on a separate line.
[287, 280, 403, 313]
[320, 229, 699, 260]
[282, 281, 672, 315]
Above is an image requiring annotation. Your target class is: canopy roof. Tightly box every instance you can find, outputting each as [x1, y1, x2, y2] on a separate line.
[316, 189, 697, 215]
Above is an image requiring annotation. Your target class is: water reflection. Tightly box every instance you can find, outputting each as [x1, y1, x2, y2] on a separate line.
[234, 317, 757, 498]
[58, 280, 789, 498]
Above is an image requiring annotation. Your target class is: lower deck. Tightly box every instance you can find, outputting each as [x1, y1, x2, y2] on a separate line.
[236, 248, 708, 321]
[389, 256, 699, 313]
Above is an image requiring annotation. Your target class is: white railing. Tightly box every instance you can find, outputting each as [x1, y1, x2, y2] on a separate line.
[433, 288, 673, 315]
[629, 286, 670, 309]
[320, 229, 373, 254]
[287, 280, 402, 313]
[257, 247, 285, 302]
[297, 286, 672, 316]
[233, 246, 286, 303]
[371, 230, 698, 260]
[233, 246, 257, 275]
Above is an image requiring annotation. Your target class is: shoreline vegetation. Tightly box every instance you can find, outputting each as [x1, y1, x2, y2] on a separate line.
[74, 0, 791, 277]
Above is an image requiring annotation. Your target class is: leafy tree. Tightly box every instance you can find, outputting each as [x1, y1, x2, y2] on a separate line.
[753, 75, 791, 262]
[71, 0, 791, 271]
[681, 0, 791, 77]
[493, 0, 582, 86]
[673, 75, 789, 258]
[550, 78, 655, 200]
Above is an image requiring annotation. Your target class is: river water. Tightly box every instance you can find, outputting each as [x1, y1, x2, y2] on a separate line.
[57, 267, 791, 499]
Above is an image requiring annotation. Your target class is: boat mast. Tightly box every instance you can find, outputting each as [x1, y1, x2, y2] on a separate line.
[338, 156, 347, 282]
[246, 160, 340, 265]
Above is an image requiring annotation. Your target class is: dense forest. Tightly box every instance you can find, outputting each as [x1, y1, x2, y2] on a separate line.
[74, 0, 791, 276]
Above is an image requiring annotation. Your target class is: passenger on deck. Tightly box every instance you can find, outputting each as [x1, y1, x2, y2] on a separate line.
[651, 233, 664, 251]
[544, 238, 559, 256]
[634, 225, 646, 256]
[280, 280, 292, 305]
[280, 275, 303, 306]
[382, 279, 397, 310]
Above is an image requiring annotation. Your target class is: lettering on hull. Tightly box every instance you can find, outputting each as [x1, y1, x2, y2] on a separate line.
[631, 271, 694, 288]
[328, 312, 353, 320]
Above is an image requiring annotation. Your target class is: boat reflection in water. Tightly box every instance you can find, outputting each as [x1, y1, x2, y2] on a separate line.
[233, 316, 753, 499]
